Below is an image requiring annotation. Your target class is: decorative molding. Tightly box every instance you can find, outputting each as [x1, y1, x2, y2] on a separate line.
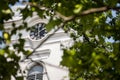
[29, 49, 51, 60]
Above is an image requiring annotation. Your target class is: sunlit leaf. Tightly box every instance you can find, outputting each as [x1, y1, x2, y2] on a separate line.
[46, 19, 62, 31]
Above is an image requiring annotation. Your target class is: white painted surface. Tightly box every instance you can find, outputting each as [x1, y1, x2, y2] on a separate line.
[4, 14, 72, 80]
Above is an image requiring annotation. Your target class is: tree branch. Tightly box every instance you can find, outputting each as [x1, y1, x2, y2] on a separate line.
[81, 6, 108, 15]
[22, 2, 120, 60]
[81, 6, 120, 15]
[66, 6, 120, 22]
[24, 2, 120, 21]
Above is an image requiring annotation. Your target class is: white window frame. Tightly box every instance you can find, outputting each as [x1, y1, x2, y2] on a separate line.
[27, 64, 44, 80]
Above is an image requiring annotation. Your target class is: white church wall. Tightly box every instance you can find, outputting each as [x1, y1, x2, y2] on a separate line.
[4, 13, 72, 80]
[18, 39, 70, 80]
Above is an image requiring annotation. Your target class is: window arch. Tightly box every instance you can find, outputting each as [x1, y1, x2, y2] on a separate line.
[27, 65, 43, 80]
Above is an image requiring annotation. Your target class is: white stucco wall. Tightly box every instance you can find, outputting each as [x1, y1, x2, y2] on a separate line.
[4, 14, 72, 80]
[19, 40, 70, 80]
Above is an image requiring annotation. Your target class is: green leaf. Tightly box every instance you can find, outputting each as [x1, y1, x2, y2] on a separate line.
[73, 4, 83, 14]
[0, 49, 5, 55]
[46, 19, 62, 32]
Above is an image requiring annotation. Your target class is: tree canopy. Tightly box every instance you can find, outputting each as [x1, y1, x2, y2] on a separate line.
[0, 0, 120, 80]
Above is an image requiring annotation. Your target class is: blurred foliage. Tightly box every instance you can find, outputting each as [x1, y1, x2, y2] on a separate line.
[0, 0, 120, 80]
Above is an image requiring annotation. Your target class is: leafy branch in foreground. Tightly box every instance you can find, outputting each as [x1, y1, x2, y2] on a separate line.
[0, 0, 120, 80]
[23, 1, 120, 80]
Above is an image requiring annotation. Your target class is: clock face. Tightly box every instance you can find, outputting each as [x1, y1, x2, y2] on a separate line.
[30, 23, 47, 40]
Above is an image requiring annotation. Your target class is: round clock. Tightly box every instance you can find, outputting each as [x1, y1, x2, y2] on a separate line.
[29, 23, 47, 40]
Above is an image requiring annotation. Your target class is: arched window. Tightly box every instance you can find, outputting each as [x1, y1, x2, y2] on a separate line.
[27, 65, 43, 80]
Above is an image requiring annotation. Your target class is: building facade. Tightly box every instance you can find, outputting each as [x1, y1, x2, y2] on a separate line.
[4, 8, 73, 80]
